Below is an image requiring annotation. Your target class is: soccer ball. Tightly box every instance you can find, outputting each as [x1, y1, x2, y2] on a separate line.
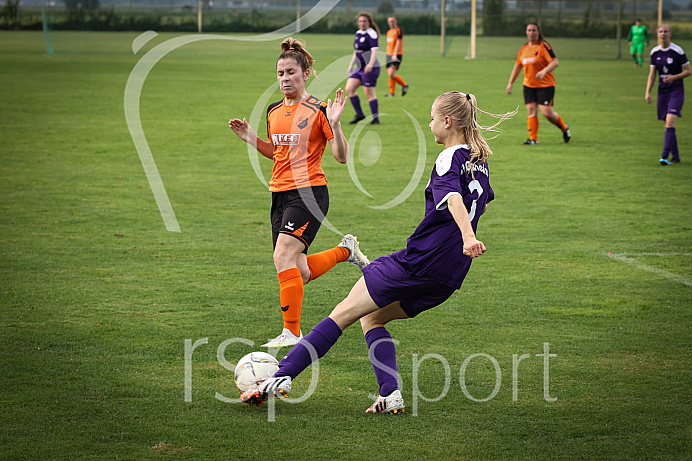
[234, 351, 279, 392]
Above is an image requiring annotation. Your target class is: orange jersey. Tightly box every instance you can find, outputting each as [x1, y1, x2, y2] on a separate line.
[515, 41, 557, 88]
[386, 26, 403, 55]
[266, 95, 335, 192]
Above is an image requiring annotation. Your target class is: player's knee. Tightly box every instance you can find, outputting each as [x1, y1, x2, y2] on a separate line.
[665, 115, 677, 128]
[360, 315, 377, 334]
[345, 80, 359, 96]
[273, 247, 296, 272]
[540, 107, 555, 119]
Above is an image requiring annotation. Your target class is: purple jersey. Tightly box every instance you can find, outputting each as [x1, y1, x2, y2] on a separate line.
[353, 28, 379, 71]
[391, 145, 494, 289]
[650, 43, 689, 94]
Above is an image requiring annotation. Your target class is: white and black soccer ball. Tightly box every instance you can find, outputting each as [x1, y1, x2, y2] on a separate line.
[234, 351, 279, 392]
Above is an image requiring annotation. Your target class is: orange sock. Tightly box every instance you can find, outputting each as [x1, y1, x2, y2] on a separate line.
[278, 268, 304, 337]
[306, 247, 349, 281]
[394, 75, 407, 87]
[388, 77, 396, 95]
[551, 114, 567, 131]
[528, 116, 539, 140]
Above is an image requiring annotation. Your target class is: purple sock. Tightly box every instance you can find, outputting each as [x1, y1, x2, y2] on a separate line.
[275, 317, 342, 379]
[364, 327, 399, 397]
[667, 127, 679, 160]
[350, 96, 364, 117]
[368, 98, 379, 120]
[662, 127, 675, 158]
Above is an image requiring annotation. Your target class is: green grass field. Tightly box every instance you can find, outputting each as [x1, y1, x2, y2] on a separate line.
[1, 31, 691, 460]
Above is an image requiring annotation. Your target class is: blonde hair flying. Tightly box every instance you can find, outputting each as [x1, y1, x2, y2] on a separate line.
[434, 91, 516, 168]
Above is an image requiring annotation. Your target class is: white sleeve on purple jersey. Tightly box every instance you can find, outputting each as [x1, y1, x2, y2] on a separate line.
[431, 144, 470, 210]
[366, 28, 379, 49]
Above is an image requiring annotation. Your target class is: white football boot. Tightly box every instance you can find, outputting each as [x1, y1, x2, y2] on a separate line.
[262, 328, 303, 348]
[240, 376, 292, 406]
[338, 234, 370, 269]
[365, 389, 405, 414]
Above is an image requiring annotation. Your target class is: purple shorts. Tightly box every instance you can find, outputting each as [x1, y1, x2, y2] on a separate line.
[362, 253, 457, 318]
[657, 88, 685, 120]
[349, 66, 380, 87]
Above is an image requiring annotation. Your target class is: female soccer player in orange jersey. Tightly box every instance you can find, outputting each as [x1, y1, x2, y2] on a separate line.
[229, 38, 369, 348]
[239, 91, 516, 413]
[384, 16, 409, 97]
[506, 23, 571, 145]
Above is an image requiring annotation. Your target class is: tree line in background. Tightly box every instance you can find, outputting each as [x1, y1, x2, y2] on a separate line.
[2, 0, 691, 38]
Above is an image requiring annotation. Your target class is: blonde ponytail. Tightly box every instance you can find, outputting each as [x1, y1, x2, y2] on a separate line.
[434, 92, 516, 169]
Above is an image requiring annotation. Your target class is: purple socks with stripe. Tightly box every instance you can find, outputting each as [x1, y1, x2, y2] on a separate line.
[364, 326, 399, 397]
[275, 317, 343, 379]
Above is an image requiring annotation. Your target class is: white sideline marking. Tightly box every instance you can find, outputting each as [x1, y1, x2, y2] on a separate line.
[605, 253, 692, 288]
[612, 252, 692, 257]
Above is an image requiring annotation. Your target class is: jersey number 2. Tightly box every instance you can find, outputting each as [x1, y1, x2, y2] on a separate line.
[468, 180, 483, 222]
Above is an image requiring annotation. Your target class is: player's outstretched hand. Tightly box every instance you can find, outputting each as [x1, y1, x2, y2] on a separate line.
[462, 238, 486, 258]
[228, 118, 256, 144]
[326, 88, 346, 125]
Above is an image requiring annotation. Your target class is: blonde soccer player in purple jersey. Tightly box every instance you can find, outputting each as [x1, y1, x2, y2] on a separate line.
[645, 24, 691, 165]
[240, 92, 515, 414]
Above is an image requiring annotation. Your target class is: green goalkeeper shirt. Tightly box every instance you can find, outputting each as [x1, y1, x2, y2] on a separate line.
[628, 25, 649, 45]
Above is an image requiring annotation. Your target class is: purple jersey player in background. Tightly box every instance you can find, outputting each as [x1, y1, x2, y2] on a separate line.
[645, 24, 691, 165]
[241, 91, 516, 414]
[346, 12, 381, 125]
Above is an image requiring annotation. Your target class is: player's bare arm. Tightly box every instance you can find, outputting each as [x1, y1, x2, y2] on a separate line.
[327, 88, 349, 163]
[447, 194, 486, 258]
[365, 48, 378, 73]
[229, 117, 274, 159]
[662, 62, 692, 84]
[536, 58, 559, 80]
[347, 51, 357, 74]
[645, 66, 657, 103]
[507, 63, 523, 94]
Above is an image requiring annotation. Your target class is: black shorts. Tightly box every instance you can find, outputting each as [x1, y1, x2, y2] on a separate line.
[271, 185, 329, 253]
[386, 54, 403, 69]
[523, 85, 555, 106]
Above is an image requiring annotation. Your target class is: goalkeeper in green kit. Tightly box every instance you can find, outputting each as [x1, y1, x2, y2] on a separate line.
[628, 19, 650, 67]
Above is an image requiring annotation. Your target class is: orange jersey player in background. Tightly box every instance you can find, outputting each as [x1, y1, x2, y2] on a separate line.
[515, 39, 556, 88]
[229, 38, 369, 348]
[506, 23, 571, 145]
[384, 16, 409, 97]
